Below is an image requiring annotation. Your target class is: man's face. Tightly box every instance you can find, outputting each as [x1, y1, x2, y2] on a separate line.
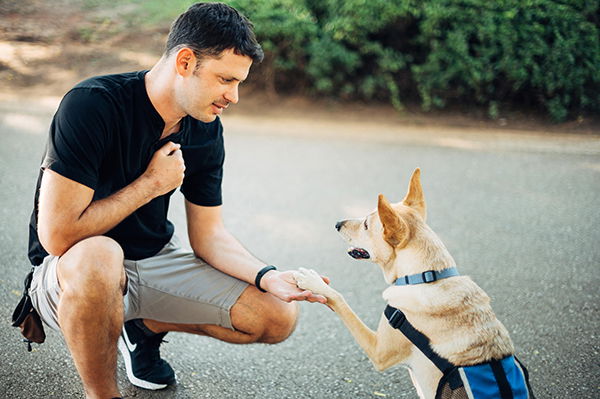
[176, 48, 252, 122]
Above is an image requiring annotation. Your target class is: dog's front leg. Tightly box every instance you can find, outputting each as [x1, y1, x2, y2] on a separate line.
[294, 269, 412, 371]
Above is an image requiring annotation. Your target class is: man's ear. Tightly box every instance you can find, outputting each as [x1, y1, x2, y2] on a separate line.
[174, 47, 197, 76]
[378, 194, 410, 248]
[402, 168, 426, 221]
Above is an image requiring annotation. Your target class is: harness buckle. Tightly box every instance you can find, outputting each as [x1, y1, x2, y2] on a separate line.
[388, 309, 406, 328]
[422, 270, 437, 283]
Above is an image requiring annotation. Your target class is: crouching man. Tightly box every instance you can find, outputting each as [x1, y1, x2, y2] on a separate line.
[27, 3, 326, 398]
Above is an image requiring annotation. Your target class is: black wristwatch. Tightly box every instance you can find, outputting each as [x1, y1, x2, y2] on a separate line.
[255, 265, 277, 293]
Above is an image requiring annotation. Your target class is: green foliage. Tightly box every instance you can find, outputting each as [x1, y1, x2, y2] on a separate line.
[411, 0, 600, 121]
[227, 0, 318, 91]
[226, 0, 599, 121]
[92, 0, 597, 121]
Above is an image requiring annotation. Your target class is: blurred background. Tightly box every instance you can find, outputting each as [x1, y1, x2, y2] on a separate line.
[1, 0, 599, 129]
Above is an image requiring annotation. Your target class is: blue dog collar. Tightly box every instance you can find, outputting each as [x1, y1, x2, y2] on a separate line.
[394, 267, 460, 286]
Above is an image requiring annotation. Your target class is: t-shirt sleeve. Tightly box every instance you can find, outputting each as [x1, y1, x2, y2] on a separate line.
[180, 121, 225, 207]
[42, 88, 113, 190]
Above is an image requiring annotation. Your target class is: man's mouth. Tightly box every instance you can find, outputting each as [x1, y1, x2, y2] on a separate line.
[348, 247, 370, 259]
[212, 102, 229, 114]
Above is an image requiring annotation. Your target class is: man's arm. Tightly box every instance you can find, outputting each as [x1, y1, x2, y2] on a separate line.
[185, 200, 327, 303]
[38, 142, 185, 256]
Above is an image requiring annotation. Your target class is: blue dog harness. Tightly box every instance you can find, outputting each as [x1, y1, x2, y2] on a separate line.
[385, 268, 535, 399]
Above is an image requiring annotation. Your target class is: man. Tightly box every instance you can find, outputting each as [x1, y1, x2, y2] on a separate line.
[27, 3, 326, 398]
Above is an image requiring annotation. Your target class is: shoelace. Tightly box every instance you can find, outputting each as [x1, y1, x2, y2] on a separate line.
[137, 333, 168, 363]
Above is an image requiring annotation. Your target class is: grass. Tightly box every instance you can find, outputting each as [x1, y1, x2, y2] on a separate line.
[81, 0, 196, 26]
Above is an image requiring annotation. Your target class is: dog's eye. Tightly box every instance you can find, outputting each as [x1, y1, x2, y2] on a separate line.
[363, 219, 368, 230]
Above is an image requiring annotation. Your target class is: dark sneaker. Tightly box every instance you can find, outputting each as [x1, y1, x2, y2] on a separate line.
[117, 320, 176, 390]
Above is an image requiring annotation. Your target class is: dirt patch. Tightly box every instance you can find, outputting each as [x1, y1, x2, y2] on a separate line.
[1, 0, 598, 135]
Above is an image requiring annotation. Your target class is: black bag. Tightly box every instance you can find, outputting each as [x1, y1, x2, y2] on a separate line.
[11, 269, 46, 351]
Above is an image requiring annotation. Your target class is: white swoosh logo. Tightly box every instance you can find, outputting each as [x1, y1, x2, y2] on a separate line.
[122, 330, 137, 352]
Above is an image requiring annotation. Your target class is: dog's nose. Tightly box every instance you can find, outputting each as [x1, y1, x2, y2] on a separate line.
[335, 221, 344, 231]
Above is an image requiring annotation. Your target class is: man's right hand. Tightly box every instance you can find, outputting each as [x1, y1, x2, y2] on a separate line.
[143, 141, 186, 197]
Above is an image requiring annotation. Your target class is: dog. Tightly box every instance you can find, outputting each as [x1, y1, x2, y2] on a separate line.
[294, 169, 532, 399]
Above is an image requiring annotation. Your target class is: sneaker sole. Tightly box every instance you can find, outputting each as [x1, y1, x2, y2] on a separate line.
[117, 336, 170, 390]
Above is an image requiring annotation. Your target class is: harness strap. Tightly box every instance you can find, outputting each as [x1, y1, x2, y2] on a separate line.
[386, 305, 536, 399]
[384, 305, 455, 374]
[490, 359, 514, 399]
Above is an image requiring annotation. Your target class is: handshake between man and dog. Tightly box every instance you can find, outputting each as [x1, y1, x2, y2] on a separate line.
[294, 169, 534, 399]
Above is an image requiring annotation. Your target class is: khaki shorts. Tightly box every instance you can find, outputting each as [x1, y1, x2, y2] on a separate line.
[29, 236, 248, 332]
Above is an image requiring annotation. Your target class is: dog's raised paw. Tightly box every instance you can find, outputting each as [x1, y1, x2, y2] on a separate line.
[294, 268, 328, 294]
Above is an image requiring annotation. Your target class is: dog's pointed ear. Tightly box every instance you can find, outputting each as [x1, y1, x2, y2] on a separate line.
[402, 168, 427, 221]
[378, 194, 410, 248]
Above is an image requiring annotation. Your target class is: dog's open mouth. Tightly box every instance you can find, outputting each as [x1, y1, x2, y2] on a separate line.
[348, 247, 370, 259]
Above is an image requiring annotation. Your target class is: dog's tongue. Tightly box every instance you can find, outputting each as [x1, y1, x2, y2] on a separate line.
[348, 247, 370, 259]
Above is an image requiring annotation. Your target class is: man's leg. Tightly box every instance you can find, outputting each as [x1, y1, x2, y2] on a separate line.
[119, 244, 298, 388]
[142, 285, 299, 343]
[56, 236, 126, 399]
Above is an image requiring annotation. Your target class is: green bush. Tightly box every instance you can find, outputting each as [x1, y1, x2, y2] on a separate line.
[116, 0, 598, 121]
[411, 0, 600, 121]
[227, 0, 599, 121]
[227, 0, 318, 93]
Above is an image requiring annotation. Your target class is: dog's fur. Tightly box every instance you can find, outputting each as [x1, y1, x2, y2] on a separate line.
[294, 169, 515, 399]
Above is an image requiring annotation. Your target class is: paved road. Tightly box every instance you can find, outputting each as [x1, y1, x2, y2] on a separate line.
[1, 97, 598, 398]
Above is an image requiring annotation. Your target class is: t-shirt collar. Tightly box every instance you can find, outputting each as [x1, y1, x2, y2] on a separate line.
[138, 70, 167, 137]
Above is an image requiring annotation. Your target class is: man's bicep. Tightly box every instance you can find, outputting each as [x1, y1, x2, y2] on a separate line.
[37, 168, 95, 252]
[44, 88, 113, 189]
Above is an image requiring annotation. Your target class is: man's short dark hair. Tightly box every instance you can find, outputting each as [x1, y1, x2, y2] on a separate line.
[165, 2, 264, 64]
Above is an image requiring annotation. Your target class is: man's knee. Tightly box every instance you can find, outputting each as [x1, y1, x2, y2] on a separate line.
[231, 287, 300, 344]
[261, 300, 299, 344]
[57, 236, 125, 294]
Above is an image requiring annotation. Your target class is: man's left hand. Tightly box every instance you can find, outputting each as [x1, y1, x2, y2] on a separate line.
[261, 270, 329, 303]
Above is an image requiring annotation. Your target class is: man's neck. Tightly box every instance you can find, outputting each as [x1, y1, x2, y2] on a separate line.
[145, 60, 185, 140]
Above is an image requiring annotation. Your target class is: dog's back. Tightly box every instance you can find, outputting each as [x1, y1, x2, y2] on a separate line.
[384, 277, 515, 366]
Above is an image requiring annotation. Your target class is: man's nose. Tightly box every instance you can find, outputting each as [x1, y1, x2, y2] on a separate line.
[224, 84, 239, 104]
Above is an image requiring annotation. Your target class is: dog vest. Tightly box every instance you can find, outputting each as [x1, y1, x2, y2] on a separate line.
[385, 268, 535, 399]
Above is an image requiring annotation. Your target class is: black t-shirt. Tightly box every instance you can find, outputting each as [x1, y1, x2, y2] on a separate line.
[28, 71, 225, 265]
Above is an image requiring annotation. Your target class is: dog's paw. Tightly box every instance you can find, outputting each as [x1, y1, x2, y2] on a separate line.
[293, 267, 330, 295]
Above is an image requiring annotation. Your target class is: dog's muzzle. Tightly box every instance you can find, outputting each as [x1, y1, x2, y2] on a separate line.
[348, 247, 370, 259]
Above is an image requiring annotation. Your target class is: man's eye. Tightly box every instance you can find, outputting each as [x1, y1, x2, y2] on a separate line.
[363, 219, 368, 230]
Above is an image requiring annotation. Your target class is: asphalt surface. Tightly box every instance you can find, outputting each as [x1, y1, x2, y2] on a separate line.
[0, 97, 599, 398]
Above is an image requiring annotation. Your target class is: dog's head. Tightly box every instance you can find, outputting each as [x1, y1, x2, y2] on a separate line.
[336, 168, 427, 275]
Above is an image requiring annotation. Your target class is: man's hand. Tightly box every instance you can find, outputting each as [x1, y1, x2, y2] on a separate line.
[261, 270, 330, 304]
[142, 141, 185, 197]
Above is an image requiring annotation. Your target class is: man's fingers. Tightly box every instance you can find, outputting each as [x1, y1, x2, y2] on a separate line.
[306, 294, 327, 304]
[171, 149, 183, 160]
[289, 290, 327, 304]
[160, 141, 181, 155]
[288, 290, 311, 302]
[294, 290, 311, 300]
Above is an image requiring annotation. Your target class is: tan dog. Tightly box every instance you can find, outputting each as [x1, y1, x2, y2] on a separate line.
[294, 169, 517, 399]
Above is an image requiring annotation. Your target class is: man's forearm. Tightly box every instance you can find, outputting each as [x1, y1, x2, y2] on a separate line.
[71, 176, 156, 237]
[38, 172, 157, 256]
[186, 204, 328, 303]
[39, 142, 185, 256]
[190, 227, 267, 285]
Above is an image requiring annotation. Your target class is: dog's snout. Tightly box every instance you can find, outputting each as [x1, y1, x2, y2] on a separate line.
[335, 221, 344, 231]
